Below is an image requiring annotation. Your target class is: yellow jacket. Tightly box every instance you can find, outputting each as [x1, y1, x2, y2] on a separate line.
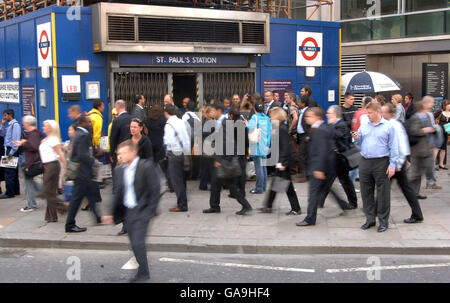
[107, 121, 113, 152]
[88, 108, 103, 147]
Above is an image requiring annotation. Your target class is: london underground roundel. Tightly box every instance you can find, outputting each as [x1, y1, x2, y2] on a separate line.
[296, 32, 323, 67]
[36, 22, 53, 67]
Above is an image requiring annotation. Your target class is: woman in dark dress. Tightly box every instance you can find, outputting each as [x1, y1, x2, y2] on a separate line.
[130, 118, 153, 160]
[146, 104, 167, 163]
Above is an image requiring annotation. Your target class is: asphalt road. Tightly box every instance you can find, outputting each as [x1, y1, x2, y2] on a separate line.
[1, 248, 450, 283]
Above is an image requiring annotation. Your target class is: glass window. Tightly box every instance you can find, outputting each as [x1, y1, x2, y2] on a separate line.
[447, 11, 450, 33]
[342, 20, 372, 42]
[291, 0, 307, 19]
[372, 16, 405, 39]
[341, 0, 398, 20]
[406, 0, 448, 12]
[406, 12, 445, 37]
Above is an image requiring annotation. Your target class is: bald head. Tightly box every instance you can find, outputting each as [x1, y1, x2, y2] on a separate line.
[68, 105, 82, 120]
[164, 94, 174, 105]
[115, 100, 126, 114]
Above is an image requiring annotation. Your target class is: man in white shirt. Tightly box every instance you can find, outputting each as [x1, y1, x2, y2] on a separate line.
[382, 103, 423, 224]
[164, 104, 191, 212]
[182, 101, 202, 180]
[264, 91, 281, 115]
[294, 95, 310, 182]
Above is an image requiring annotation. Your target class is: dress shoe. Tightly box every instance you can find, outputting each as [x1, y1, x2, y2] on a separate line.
[236, 207, 252, 215]
[258, 207, 272, 213]
[342, 203, 357, 210]
[169, 207, 187, 212]
[426, 185, 442, 189]
[129, 274, 150, 283]
[65, 225, 87, 233]
[228, 194, 236, 199]
[203, 208, 221, 214]
[377, 225, 388, 233]
[0, 194, 14, 199]
[296, 220, 314, 226]
[117, 229, 127, 236]
[250, 189, 263, 194]
[417, 195, 427, 200]
[361, 221, 376, 230]
[286, 210, 301, 216]
[403, 218, 423, 224]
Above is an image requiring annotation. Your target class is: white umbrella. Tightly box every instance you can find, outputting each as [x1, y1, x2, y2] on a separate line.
[341, 71, 402, 94]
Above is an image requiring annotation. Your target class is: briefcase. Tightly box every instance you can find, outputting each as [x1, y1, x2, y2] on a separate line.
[216, 157, 241, 179]
[271, 176, 291, 193]
[341, 147, 361, 170]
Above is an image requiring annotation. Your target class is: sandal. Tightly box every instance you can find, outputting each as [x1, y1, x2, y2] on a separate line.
[439, 165, 448, 170]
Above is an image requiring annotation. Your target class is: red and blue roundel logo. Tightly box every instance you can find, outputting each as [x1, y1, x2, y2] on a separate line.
[298, 37, 320, 61]
[39, 30, 50, 60]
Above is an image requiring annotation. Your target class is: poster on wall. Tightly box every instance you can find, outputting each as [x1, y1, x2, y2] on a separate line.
[0, 82, 20, 103]
[36, 22, 53, 67]
[296, 31, 323, 67]
[22, 85, 37, 117]
[263, 80, 293, 104]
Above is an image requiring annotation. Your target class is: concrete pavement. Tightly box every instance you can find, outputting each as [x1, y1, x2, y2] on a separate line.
[0, 170, 449, 255]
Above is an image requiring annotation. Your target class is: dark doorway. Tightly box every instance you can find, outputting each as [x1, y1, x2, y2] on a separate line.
[173, 73, 196, 108]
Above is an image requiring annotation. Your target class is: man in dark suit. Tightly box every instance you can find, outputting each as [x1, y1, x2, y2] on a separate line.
[319, 105, 358, 209]
[294, 95, 312, 183]
[65, 116, 101, 233]
[110, 99, 133, 169]
[102, 140, 161, 283]
[296, 107, 335, 226]
[132, 94, 147, 123]
[263, 91, 281, 115]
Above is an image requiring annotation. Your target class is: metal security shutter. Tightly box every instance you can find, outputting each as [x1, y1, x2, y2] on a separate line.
[203, 72, 255, 103]
[114, 72, 168, 114]
[341, 55, 366, 108]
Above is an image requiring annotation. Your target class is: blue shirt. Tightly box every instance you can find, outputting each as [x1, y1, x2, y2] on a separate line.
[247, 113, 271, 157]
[124, 157, 139, 209]
[0, 119, 21, 156]
[297, 107, 308, 134]
[389, 119, 410, 169]
[355, 117, 399, 169]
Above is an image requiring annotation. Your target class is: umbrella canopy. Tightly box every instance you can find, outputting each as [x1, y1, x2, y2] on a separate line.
[341, 71, 402, 94]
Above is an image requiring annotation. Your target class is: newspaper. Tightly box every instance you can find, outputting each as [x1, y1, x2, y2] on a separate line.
[0, 156, 18, 168]
[100, 136, 108, 152]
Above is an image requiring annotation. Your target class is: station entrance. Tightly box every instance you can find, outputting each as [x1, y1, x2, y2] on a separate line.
[112, 70, 255, 114]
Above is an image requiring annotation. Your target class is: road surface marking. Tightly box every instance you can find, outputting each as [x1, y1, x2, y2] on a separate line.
[326, 262, 450, 273]
[121, 257, 139, 270]
[159, 257, 315, 273]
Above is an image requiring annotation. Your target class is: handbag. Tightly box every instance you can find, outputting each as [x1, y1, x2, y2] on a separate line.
[271, 176, 291, 193]
[65, 160, 80, 180]
[23, 160, 43, 178]
[340, 147, 361, 170]
[444, 122, 450, 134]
[216, 157, 241, 179]
[248, 115, 262, 144]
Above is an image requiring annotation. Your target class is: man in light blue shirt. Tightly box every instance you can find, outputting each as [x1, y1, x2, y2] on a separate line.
[0, 109, 21, 199]
[352, 101, 399, 233]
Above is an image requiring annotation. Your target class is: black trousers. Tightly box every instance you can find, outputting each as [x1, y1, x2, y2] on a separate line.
[125, 207, 150, 278]
[168, 153, 188, 210]
[359, 157, 391, 226]
[392, 163, 423, 221]
[189, 155, 201, 180]
[265, 169, 301, 212]
[4, 166, 19, 197]
[297, 134, 308, 178]
[304, 176, 328, 224]
[317, 171, 352, 210]
[199, 156, 213, 190]
[209, 168, 252, 210]
[320, 158, 358, 208]
[238, 157, 247, 197]
[65, 178, 100, 229]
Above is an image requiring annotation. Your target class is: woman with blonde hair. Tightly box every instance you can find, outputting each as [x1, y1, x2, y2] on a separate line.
[39, 120, 67, 222]
[391, 94, 405, 123]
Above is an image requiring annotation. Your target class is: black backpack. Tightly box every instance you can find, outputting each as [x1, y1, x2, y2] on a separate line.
[186, 113, 196, 148]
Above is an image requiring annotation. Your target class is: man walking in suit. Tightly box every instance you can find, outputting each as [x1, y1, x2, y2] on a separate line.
[381, 103, 424, 224]
[351, 101, 399, 233]
[102, 140, 161, 283]
[296, 107, 336, 226]
[110, 100, 133, 169]
[263, 91, 281, 115]
[132, 94, 147, 123]
[294, 95, 311, 183]
[65, 116, 101, 233]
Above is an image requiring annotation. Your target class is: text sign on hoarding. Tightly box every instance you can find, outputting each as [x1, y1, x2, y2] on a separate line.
[22, 85, 36, 116]
[36, 22, 53, 67]
[263, 80, 293, 104]
[119, 54, 248, 67]
[296, 31, 323, 67]
[422, 63, 448, 99]
[0, 82, 20, 103]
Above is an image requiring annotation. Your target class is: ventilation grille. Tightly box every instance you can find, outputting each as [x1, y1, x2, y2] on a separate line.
[242, 23, 265, 44]
[138, 18, 240, 43]
[341, 55, 367, 108]
[108, 16, 135, 41]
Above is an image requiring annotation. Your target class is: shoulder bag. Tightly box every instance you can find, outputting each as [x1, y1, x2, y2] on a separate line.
[248, 115, 262, 144]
